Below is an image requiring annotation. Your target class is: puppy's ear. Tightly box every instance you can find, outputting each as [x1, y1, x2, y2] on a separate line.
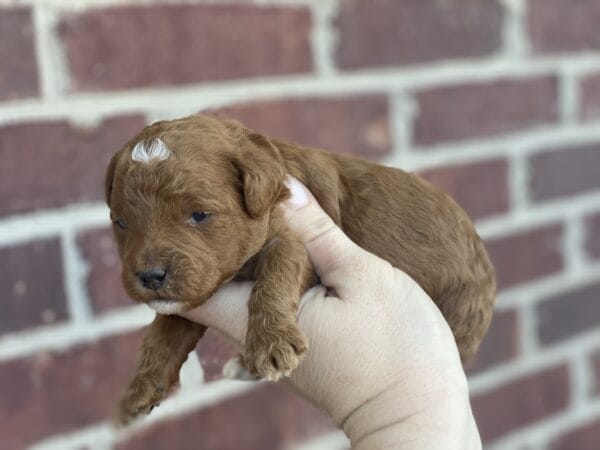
[105, 153, 118, 207]
[232, 132, 286, 219]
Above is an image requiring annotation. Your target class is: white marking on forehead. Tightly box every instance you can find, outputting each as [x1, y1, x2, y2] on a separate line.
[131, 137, 171, 164]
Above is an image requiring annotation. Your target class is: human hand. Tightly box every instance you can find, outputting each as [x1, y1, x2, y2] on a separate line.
[179, 177, 481, 450]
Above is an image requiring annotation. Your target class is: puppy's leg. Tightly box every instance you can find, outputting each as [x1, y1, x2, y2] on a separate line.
[242, 236, 314, 381]
[114, 315, 206, 426]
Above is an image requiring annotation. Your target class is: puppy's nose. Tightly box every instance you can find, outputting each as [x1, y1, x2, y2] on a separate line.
[137, 268, 167, 290]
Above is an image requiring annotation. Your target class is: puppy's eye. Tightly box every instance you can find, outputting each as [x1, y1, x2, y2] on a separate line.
[113, 218, 127, 230]
[190, 211, 211, 224]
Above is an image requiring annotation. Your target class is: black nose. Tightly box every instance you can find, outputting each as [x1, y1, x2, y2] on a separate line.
[137, 268, 167, 290]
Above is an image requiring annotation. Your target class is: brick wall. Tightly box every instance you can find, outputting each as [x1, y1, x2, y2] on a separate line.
[1, 1, 600, 449]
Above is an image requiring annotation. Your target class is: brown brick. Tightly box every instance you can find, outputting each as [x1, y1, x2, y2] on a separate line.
[466, 309, 520, 375]
[335, 0, 504, 70]
[485, 224, 564, 290]
[0, 8, 38, 101]
[471, 364, 570, 442]
[58, 4, 312, 92]
[529, 0, 600, 54]
[548, 417, 600, 450]
[0, 330, 144, 449]
[414, 76, 559, 146]
[0, 115, 144, 217]
[529, 144, 600, 202]
[211, 95, 391, 158]
[0, 239, 68, 335]
[537, 281, 600, 346]
[196, 328, 237, 382]
[419, 159, 509, 221]
[77, 227, 132, 314]
[116, 383, 333, 450]
[579, 73, 600, 121]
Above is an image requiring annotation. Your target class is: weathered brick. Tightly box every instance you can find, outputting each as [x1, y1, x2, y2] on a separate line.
[471, 364, 570, 442]
[529, 0, 600, 54]
[0, 115, 145, 216]
[116, 384, 333, 450]
[579, 73, 600, 121]
[211, 95, 391, 158]
[0, 7, 38, 101]
[466, 309, 520, 375]
[0, 330, 144, 449]
[585, 211, 600, 259]
[0, 239, 68, 335]
[529, 144, 600, 202]
[419, 159, 509, 221]
[77, 227, 132, 314]
[485, 224, 564, 290]
[196, 328, 237, 382]
[537, 281, 600, 346]
[58, 4, 312, 91]
[548, 417, 600, 450]
[414, 76, 559, 146]
[335, 0, 504, 70]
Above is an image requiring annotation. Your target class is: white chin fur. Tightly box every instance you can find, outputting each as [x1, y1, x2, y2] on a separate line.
[148, 299, 185, 315]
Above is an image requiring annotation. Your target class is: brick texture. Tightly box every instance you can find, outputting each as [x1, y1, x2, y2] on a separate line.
[537, 281, 600, 346]
[0, 7, 38, 101]
[116, 384, 333, 450]
[413, 76, 558, 146]
[485, 224, 564, 290]
[335, 0, 504, 70]
[471, 364, 570, 442]
[196, 329, 237, 382]
[58, 4, 313, 92]
[529, 0, 600, 54]
[419, 159, 509, 220]
[211, 95, 391, 158]
[585, 211, 600, 261]
[592, 350, 600, 396]
[465, 309, 520, 375]
[0, 115, 144, 217]
[579, 73, 600, 121]
[77, 227, 132, 314]
[548, 417, 600, 450]
[529, 143, 600, 203]
[0, 330, 144, 450]
[0, 239, 67, 335]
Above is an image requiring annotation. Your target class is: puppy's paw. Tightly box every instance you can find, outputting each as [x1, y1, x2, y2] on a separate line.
[112, 375, 173, 427]
[223, 355, 259, 381]
[244, 323, 308, 381]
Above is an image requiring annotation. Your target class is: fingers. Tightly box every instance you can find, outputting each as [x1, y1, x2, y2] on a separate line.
[281, 177, 383, 299]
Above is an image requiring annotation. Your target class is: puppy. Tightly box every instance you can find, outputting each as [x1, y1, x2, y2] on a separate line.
[106, 114, 496, 425]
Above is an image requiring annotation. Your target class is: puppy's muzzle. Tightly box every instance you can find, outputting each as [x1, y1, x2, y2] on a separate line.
[137, 268, 167, 290]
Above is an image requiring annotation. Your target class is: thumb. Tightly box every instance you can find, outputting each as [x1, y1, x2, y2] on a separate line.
[281, 177, 373, 297]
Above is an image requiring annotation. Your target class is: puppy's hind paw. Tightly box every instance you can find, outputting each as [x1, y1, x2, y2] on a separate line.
[223, 355, 258, 381]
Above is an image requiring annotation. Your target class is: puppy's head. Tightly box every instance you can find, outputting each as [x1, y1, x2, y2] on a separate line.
[105, 115, 287, 314]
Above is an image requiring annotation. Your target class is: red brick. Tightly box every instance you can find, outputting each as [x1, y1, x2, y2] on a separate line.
[335, 0, 504, 70]
[466, 309, 520, 375]
[116, 383, 333, 450]
[579, 73, 600, 121]
[414, 76, 559, 146]
[0, 115, 145, 216]
[537, 281, 600, 346]
[529, 144, 600, 202]
[585, 211, 600, 259]
[471, 364, 570, 442]
[529, 0, 600, 54]
[0, 330, 144, 449]
[211, 95, 391, 158]
[0, 239, 67, 335]
[485, 224, 564, 290]
[196, 328, 237, 382]
[419, 159, 509, 221]
[58, 5, 312, 92]
[0, 7, 38, 101]
[548, 417, 600, 450]
[77, 227, 132, 314]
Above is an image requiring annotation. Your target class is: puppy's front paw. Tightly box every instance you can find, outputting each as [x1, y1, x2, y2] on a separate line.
[244, 323, 308, 381]
[113, 375, 173, 427]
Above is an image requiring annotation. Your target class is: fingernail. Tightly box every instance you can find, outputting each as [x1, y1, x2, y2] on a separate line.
[284, 176, 309, 210]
